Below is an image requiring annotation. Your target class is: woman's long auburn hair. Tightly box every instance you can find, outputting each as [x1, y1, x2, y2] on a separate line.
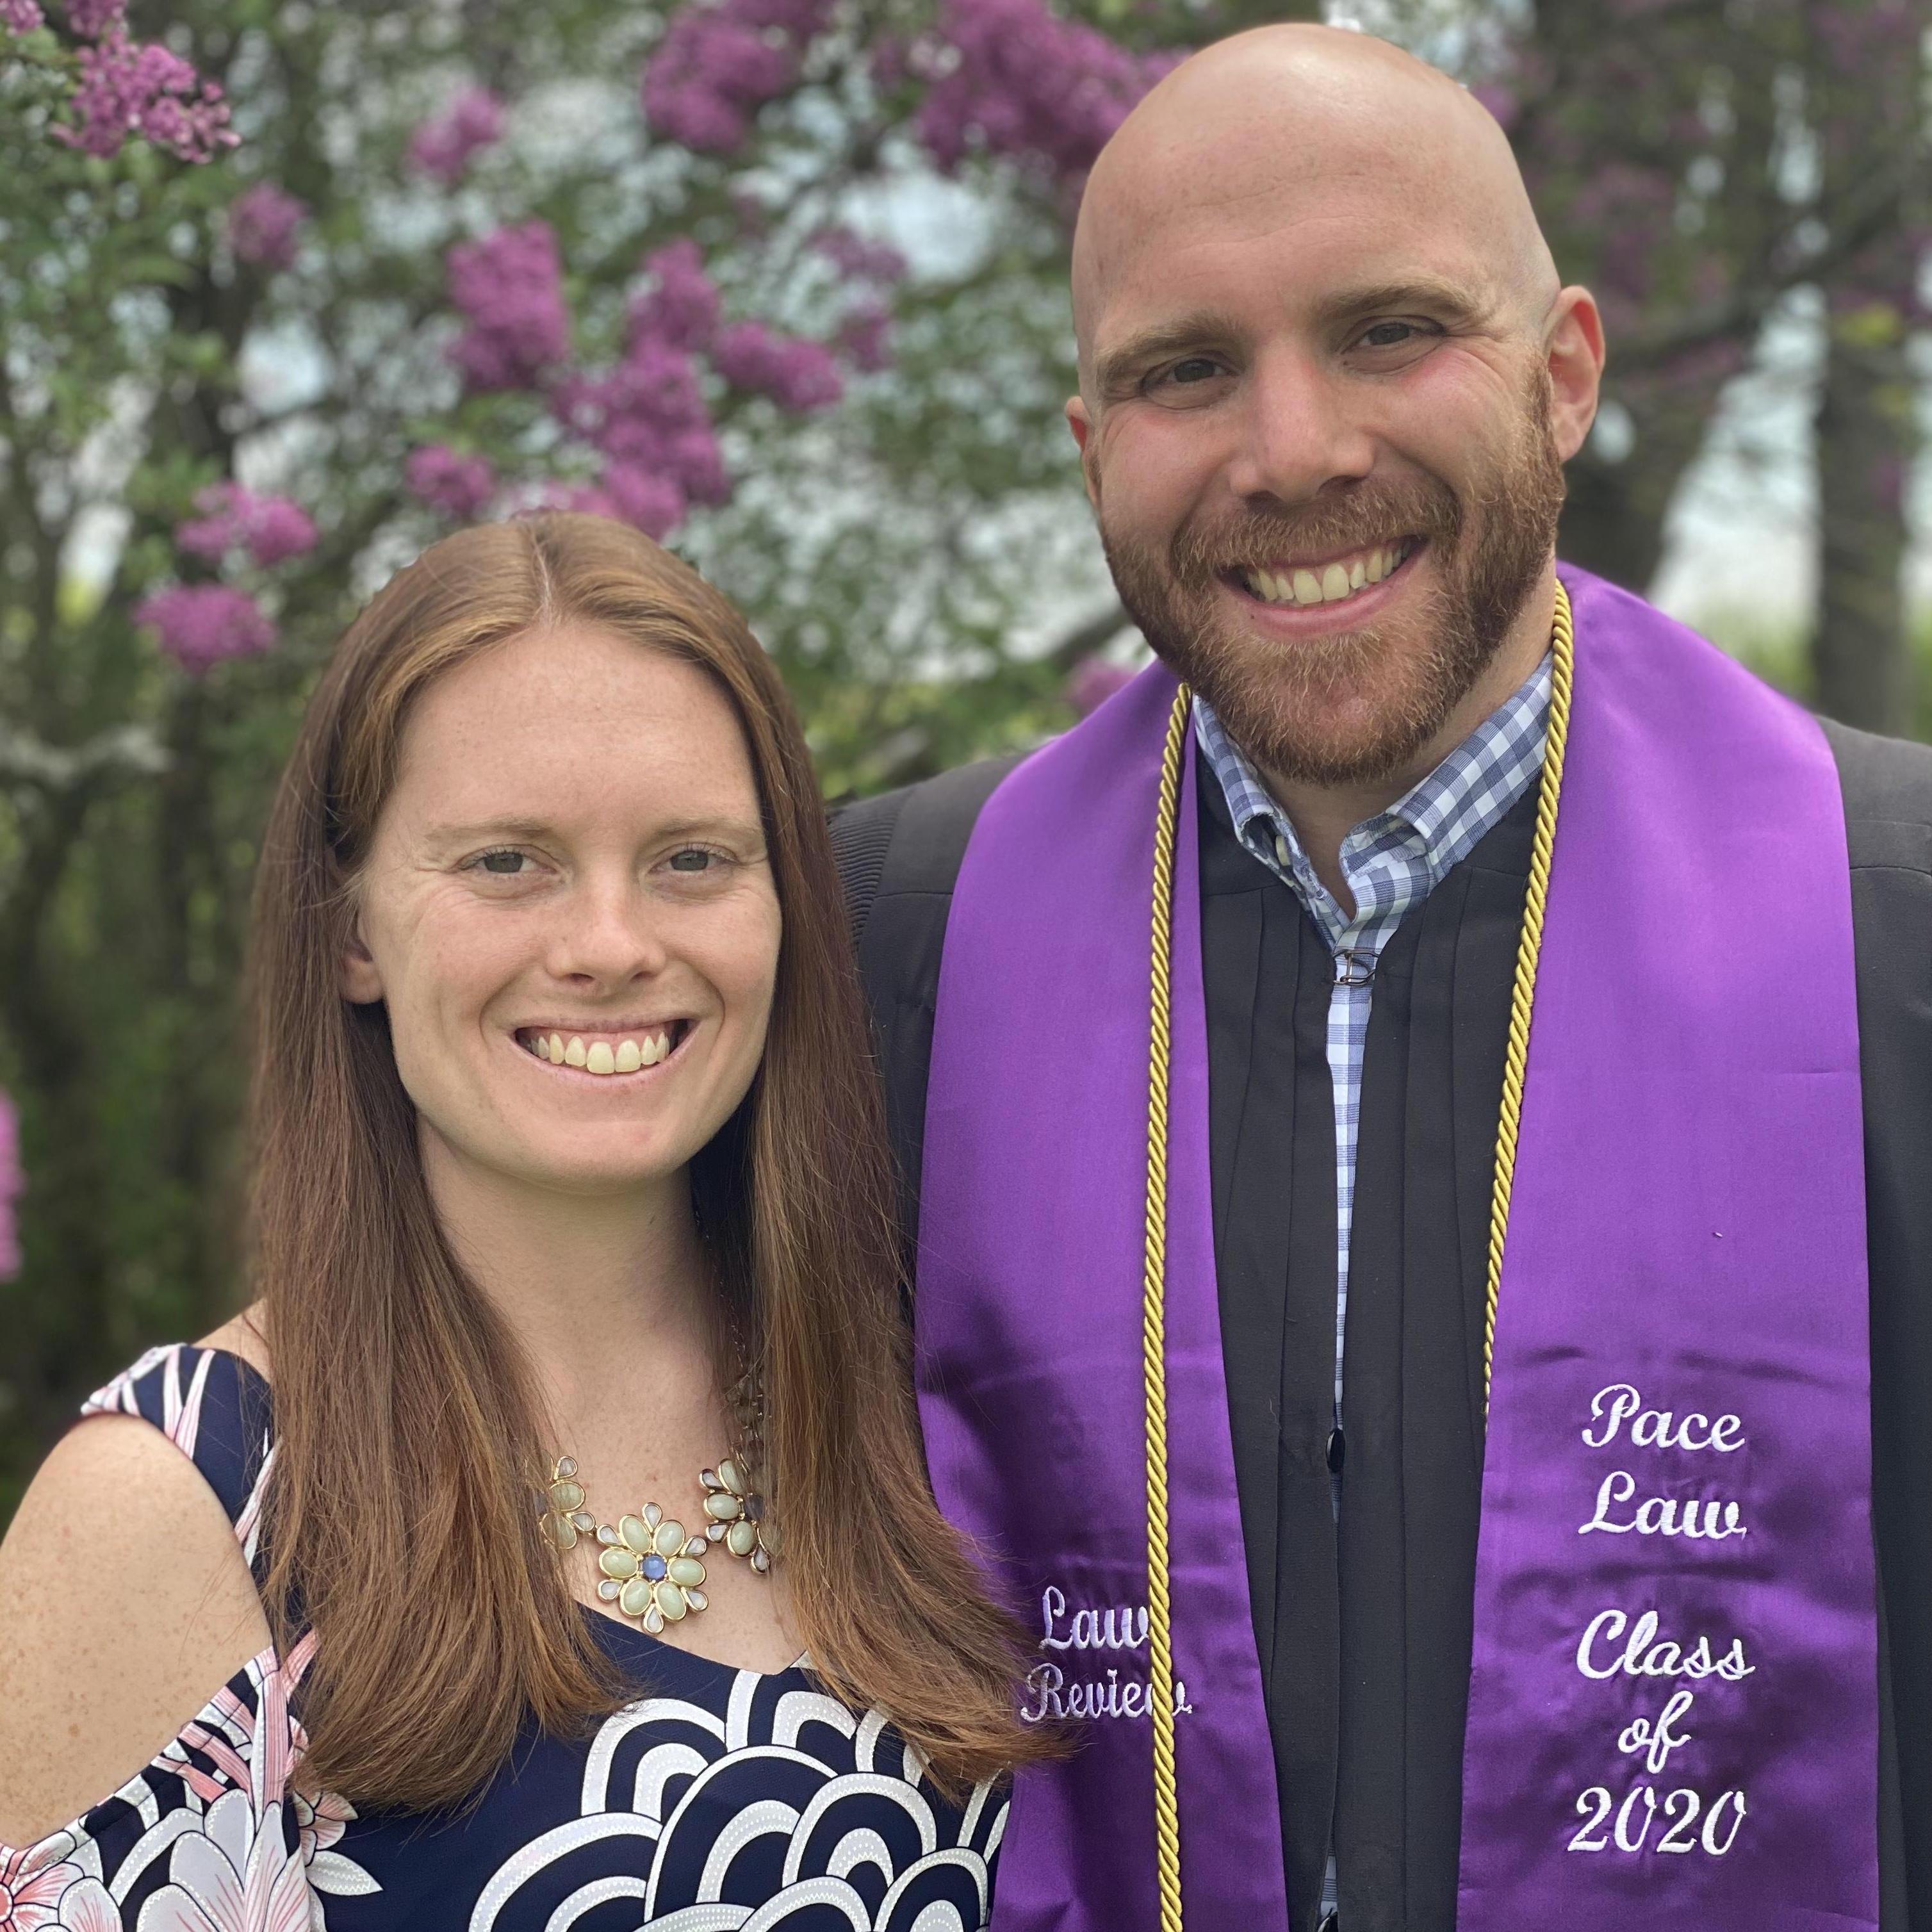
[248, 513, 1048, 1810]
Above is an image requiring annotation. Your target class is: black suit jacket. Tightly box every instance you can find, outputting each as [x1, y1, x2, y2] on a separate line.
[831, 717, 1932, 1930]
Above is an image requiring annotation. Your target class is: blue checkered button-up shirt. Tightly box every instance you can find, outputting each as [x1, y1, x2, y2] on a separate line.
[1193, 655, 1551, 1424]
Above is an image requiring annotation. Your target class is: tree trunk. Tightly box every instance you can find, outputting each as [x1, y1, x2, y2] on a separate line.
[1805, 0, 1926, 733]
[1812, 306, 1917, 729]
[1557, 390, 1724, 596]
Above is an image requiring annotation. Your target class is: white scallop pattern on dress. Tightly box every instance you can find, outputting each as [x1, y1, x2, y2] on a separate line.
[466, 1678, 1004, 1932]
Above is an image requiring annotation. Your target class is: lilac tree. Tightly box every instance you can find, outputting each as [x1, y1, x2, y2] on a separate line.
[0, 0, 1232, 1499]
[0, 0, 1920, 1507]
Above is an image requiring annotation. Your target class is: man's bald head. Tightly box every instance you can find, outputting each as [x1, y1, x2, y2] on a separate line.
[1072, 24, 1559, 393]
[1059, 22, 1605, 803]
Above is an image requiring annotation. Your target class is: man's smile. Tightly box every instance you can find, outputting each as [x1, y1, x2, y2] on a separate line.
[1218, 537, 1427, 631]
[1229, 537, 1423, 609]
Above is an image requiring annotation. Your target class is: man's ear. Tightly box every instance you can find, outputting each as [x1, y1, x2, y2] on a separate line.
[340, 921, 384, 1004]
[1545, 286, 1607, 464]
[1065, 396, 1101, 512]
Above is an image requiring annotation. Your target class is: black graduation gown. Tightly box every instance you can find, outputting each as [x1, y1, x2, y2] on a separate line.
[830, 716, 1932, 1930]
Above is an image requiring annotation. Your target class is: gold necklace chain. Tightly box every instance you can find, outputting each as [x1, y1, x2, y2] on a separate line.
[1137, 580, 1573, 1931]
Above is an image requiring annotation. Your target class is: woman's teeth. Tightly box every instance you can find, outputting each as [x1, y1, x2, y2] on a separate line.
[1243, 538, 1418, 608]
[520, 1027, 677, 1074]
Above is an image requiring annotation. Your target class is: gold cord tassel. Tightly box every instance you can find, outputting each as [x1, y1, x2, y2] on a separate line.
[1483, 580, 1576, 1413]
[1143, 686, 1191, 1932]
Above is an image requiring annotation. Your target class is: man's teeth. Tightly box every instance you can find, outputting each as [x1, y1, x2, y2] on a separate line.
[521, 1028, 676, 1074]
[1243, 539, 1417, 608]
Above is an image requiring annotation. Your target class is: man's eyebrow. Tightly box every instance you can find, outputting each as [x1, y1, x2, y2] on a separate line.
[1092, 312, 1245, 393]
[1092, 280, 1496, 393]
[1314, 277, 1494, 328]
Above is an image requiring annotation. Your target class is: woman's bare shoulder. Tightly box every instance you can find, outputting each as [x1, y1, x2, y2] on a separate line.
[0, 1393, 271, 1845]
[199, 1303, 273, 1380]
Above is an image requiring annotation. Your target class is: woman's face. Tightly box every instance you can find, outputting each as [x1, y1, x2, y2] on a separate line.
[341, 621, 782, 1198]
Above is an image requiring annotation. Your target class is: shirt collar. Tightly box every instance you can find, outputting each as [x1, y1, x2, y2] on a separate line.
[1193, 651, 1553, 921]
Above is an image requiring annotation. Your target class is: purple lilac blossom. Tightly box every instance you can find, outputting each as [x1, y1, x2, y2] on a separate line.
[837, 299, 894, 374]
[174, 484, 318, 568]
[244, 496, 319, 566]
[136, 584, 276, 673]
[666, 424, 730, 506]
[1065, 655, 1134, 717]
[56, 27, 236, 161]
[552, 336, 732, 507]
[914, 0, 1179, 186]
[406, 445, 498, 520]
[407, 86, 505, 185]
[600, 464, 687, 539]
[1, 0, 46, 33]
[0, 1090, 20, 1281]
[63, 0, 123, 35]
[445, 220, 570, 391]
[810, 225, 908, 284]
[227, 181, 308, 268]
[712, 320, 844, 410]
[640, 0, 835, 154]
[628, 239, 721, 352]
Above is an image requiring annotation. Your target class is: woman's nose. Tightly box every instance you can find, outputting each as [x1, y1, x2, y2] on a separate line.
[545, 877, 671, 986]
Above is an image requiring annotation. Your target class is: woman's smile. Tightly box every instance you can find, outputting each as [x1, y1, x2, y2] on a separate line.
[511, 1017, 695, 1078]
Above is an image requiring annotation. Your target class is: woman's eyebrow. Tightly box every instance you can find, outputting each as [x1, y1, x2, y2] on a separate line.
[418, 814, 765, 847]
[420, 817, 553, 847]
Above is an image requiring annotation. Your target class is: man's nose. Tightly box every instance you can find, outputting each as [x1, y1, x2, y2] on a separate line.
[548, 875, 671, 986]
[1222, 347, 1377, 507]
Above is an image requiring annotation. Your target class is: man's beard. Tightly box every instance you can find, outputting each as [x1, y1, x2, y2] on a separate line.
[1101, 368, 1568, 788]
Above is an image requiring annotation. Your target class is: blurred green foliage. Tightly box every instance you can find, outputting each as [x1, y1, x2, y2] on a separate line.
[0, 0, 1924, 1525]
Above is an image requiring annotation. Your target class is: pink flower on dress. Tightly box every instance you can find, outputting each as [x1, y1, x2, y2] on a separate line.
[0, 1842, 79, 1929]
[136, 1792, 309, 1932]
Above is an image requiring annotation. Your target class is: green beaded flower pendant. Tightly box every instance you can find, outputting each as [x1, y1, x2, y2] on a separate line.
[700, 1454, 778, 1572]
[596, 1503, 709, 1633]
[539, 1456, 596, 1551]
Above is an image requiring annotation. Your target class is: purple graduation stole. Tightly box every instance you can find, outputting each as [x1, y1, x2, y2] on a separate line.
[915, 565, 1879, 1929]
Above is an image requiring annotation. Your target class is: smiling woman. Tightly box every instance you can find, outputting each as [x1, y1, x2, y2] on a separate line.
[0, 514, 1049, 1929]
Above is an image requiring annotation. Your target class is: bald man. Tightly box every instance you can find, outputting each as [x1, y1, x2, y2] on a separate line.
[833, 26, 1930, 1932]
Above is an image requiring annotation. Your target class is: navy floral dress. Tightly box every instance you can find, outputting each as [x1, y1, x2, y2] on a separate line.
[0, 1345, 1008, 1931]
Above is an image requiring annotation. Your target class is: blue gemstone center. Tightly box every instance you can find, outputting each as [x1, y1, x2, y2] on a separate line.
[641, 1553, 669, 1580]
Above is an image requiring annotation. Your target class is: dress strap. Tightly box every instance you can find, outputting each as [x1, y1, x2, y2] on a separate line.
[80, 1343, 277, 1574]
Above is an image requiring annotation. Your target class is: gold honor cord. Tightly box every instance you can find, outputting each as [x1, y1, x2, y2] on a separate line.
[1143, 685, 1191, 1932]
[1138, 578, 1573, 1929]
[1482, 577, 1575, 1412]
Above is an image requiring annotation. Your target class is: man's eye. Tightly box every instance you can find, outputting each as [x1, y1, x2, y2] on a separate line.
[1357, 320, 1429, 350]
[1161, 356, 1224, 386]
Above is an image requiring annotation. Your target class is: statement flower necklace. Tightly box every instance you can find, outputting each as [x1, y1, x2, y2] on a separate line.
[538, 1371, 776, 1637]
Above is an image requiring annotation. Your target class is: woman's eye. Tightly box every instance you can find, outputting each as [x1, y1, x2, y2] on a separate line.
[472, 849, 528, 876]
[667, 848, 718, 874]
